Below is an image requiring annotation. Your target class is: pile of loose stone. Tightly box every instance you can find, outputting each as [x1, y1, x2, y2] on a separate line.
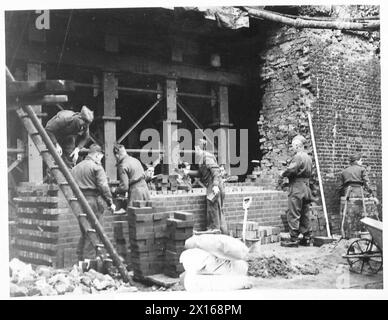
[9, 258, 138, 297]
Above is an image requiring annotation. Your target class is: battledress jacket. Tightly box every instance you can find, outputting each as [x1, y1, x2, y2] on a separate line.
[115, 154, 147, 194]
[71, 156, 113, 206]
[338, 164, 373, 196]
[45, 110, 90, 149]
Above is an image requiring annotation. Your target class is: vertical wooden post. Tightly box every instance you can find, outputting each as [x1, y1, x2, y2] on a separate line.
[27, 63, 44, 182]
[102, 72, 118, 180]
[163, 77, 179, 175]
[218, 84, 230, 173]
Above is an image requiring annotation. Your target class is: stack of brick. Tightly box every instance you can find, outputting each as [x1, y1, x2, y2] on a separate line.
[13, 183, 67, 267]
[13, 183, 118, 268]
[127, 200, 161, 280]
[113, 213, 130, 264]
[153, 209, 170, 273]
[164, 211, 194, 278]
[228, 221, 281, 245]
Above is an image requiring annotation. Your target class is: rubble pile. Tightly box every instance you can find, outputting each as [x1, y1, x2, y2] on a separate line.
[247, 254, 319, 279]
[309, 236, 351, 269]
[9, 258, 138, 297]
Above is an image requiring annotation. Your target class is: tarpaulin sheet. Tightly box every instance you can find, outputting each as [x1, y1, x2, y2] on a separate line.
[162, 6, 251, 29]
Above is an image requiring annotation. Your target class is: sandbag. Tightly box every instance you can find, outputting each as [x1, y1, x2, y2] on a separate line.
[179, 248, 211, 273]
[182, 272, 252, 292]
[180, 248, 248, 275]
[185, 234, 249, 260]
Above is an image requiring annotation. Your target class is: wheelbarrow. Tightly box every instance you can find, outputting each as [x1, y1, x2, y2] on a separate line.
[342, 217, 383, 274]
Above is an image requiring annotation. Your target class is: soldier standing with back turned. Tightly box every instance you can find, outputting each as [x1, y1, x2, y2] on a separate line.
[71, 144, 116, 261]
[280, 135, 313, 248]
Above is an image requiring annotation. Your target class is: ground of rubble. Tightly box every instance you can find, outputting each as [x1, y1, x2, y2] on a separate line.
[247, 236, 383, 289]
[9, 236, 383, 297]
[9, 259, 184, 297]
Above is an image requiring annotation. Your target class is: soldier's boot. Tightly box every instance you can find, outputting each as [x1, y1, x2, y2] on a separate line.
[299, 237, 311, 247]
[281, 236, 299, 248]
[299, 232, 312, 247]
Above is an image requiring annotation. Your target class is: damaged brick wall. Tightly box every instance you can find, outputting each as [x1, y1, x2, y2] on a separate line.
[258, 6, 381, 227]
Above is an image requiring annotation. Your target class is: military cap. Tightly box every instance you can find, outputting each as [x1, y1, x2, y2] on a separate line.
[113, 143, 125, 154]
[292, 135, 307, 145]
[88, 144, 104, 154]
[80, 106, 94, 123]
[349, 153, 362, 163]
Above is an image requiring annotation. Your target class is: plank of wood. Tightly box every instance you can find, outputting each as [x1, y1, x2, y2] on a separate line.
[11, 44, 246, 86]
[144, 273, 180, 288]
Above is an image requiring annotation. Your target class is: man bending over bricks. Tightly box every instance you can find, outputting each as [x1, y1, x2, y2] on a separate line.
[45, 105, 94, 168]
[111, 144, 150, 206]
[184, 138, 228, 234]
[72, 144, 116, 261]
[280, 135, 313, 248]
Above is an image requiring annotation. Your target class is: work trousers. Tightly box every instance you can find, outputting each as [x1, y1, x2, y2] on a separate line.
[287, 179, 312, 239]
[76, 194, 106, 260]
[128, 179, 150, 206]
[206, 182, 228, 234]
[342, 184, 363, 198]
[57, 135, 77, 168]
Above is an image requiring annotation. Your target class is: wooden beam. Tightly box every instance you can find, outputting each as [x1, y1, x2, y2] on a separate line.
[102, 72, 118, 180]
[117, 98, 162, 144]
[218, 84, 230, 173]
[27, 63, 44, 183]
[166, 78, 177, 121]
[163, 78, 179, 175]
[11, 44, 246, 86]
[242, 7, 380, 31]
[176, 101, 214, 150]
[105, 34, 119, 53]
[6, 80, 74, 98]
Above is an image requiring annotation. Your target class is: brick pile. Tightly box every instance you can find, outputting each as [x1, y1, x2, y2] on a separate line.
[127, 200, 163, 280]
[13, 183, 68, 267]
[164, 212, 194, 278]
[112, 214, 130, 263]
[152, 174, 191, 193]
[228, 221, 281, 245]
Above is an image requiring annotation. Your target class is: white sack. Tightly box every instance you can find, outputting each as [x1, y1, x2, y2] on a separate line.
[180, 248, 248, 275]
[185, 234, 249, 260]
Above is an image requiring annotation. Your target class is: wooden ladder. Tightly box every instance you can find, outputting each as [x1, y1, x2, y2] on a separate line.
[8, 69, 130, 283]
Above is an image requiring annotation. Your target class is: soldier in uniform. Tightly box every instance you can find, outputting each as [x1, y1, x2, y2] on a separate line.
[185, 139, 227, 234]
[71, 144, 115, 261]
[338, 153, 378, 203]
[111, 144, 150, 205]
[45, 106, 94, 168]
[280, 135, 313, 247]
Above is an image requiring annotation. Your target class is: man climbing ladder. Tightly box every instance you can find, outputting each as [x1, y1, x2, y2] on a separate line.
[6, 67, 131, 283]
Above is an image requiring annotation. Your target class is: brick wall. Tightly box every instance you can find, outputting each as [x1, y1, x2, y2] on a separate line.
[150, 187, 288, 231]
[258, 24, 381, 228]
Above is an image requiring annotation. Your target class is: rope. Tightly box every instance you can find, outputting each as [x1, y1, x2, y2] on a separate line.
[56, 10, 73, 71]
